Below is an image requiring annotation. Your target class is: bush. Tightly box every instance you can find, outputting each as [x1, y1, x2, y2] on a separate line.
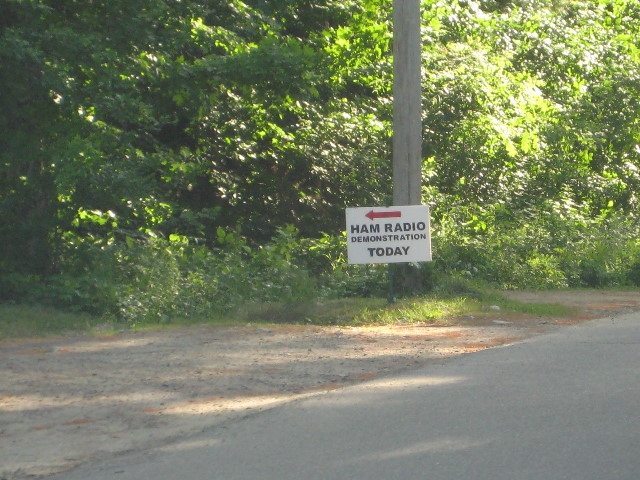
[0, 226, 320, 324]
[3, 207, 640, 326]
[432, 204, 640, 290]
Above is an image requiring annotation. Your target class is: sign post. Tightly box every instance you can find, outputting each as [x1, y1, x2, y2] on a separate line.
[391, 0, 423, 298]
[393, 0, 422, 207]
[342, 1, 425, 299]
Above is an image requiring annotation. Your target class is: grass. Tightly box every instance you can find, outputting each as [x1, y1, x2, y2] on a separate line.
[480, 291, 575, 317]
[239, 290, 576, 326]
[0, 304, 102, 340]
[0, 289, 577, 341]
[350, 296, 481, 326]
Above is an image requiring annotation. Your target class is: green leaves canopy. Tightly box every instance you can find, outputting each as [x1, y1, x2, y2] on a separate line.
[2, 0, 640, 287]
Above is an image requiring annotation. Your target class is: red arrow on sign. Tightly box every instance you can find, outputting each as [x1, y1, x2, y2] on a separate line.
[366, 210, 402, 221]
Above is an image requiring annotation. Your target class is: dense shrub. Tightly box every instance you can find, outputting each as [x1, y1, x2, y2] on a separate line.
[432, 203, 640, 290]
[3, 210, 640, 324]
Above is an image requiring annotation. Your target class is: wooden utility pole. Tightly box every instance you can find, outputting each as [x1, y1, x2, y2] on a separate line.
[393, 0, 422, 206]
[390, 0, 423, 298]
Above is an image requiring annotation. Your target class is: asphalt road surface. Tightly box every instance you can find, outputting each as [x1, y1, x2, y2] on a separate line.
[51, 312, 640, 480]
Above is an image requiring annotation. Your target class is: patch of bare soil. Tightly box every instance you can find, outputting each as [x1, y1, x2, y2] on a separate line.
[1, 289, 639, 479]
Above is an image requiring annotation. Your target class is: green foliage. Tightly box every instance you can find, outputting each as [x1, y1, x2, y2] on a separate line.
[7, 227, 322, 325]
[3, 0, 640, 324]
[433, 201, 640, 290]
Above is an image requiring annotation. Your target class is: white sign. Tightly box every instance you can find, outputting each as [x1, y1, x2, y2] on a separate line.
[346, 205, 432, 264]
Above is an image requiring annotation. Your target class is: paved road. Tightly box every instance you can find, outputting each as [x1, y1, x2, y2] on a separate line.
[52, 313, 640, 480]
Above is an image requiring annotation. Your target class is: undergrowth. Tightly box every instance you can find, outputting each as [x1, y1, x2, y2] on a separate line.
[1, 209, 639, 333]
[0, 288, 575, 340]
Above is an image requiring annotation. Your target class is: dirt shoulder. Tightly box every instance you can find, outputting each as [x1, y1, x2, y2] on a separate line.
[1, 289, 639, 479]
